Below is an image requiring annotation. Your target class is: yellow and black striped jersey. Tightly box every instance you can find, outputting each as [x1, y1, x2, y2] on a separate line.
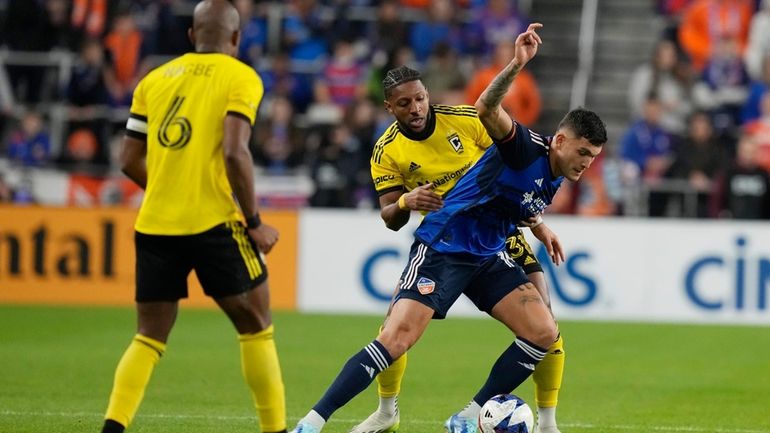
[371, 104, 493, 199]
[126, 52, 263, 235]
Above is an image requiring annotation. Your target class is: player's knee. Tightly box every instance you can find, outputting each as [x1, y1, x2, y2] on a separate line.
[528, 318, 558, 349]
[377, 326, 418, 359]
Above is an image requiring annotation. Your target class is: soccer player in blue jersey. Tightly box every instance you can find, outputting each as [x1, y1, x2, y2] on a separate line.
[289, 23, 606, 433]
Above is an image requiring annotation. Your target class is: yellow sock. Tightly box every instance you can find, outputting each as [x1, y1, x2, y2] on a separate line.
[533, 333, 565, 408]
[376, 325, 407, 399]
[239, 325, 286, 433]
[104, 334, 166, 427]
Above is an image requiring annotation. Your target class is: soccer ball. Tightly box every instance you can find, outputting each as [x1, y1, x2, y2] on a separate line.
[478, 394, 534, 433]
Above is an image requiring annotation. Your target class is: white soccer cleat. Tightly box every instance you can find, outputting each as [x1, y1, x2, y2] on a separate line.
[534, 425, 562, 433]
[349, 410, 400, 433]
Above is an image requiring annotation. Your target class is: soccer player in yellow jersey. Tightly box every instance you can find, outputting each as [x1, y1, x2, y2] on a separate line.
[350, 65, 566, 433]
[99, 2, 286, 432]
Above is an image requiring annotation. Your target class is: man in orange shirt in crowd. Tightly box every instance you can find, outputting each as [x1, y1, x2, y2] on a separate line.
[465, 39, 542, 126]
[678, 0, 753, 71]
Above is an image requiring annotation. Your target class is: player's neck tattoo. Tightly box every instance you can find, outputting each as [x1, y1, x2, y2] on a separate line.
[480, 61, 522, 110]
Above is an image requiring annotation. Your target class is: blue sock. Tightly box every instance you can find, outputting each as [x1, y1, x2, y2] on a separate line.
[313, 340, 393, 420]
[473, 337, 547, 406]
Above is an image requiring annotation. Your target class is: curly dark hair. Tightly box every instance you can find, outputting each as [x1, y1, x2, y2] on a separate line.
[558, 107, 607, 145]
[382, 65, 422, 98]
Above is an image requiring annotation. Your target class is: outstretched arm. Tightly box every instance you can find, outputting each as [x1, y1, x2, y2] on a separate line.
[475, 23, 543, 140]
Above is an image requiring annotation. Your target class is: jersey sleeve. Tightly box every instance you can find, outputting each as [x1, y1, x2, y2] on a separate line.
[473, 114, 494, 149]
[227, 67, 263, 125]
[125, 78, 148, 140]
[371, 150, 404, 196]
[496, 122, 545, 169]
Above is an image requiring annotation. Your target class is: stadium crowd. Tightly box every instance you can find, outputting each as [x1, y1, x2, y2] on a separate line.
[0, 0, 769, 219]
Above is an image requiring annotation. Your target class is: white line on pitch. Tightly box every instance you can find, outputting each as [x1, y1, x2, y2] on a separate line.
[0, 410, 767, 433]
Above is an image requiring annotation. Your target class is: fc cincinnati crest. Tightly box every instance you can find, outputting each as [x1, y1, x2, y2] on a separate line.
[447, 133, 464, 153]
[416, 277, 436, 294]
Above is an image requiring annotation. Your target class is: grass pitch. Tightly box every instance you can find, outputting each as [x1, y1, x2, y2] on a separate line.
[0, 305, 768, 433]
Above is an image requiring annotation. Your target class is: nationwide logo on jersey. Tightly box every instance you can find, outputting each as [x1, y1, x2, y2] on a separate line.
[447, 132, 464, 154]
[409, 161, 421, 172]
[416, 277, 435, 294]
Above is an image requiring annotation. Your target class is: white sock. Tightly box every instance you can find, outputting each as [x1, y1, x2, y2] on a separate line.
[378, 396, 398, 415]
[303, 410, 327, 430]
[458, 400, 481, 419]
[537, 406, 557, 428]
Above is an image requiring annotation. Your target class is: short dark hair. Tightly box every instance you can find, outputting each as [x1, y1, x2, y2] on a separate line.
[383, 65, 422, 98]
[558, 108, 607, 145]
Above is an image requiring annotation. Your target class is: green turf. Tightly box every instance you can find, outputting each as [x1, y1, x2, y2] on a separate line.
[0, 305, 768, 433]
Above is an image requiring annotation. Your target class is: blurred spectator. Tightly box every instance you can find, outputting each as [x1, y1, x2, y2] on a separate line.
[56, 127, 109, 172]
[629, 39, 694, 136]
[253, 96, 304, 174]
[0, 173, 14, 202]
[281, 0, 330, 63]
[465, 39, 542, 126]
[657, 0, 694, 45]
[740, 54, 770, 122]
[260, 52, 315, 113]
[313, 38, 368, 108]
[103, 11, 147, 106]
[71, 0, 107, 41]
[235, 0, 268, 69]
[367, 0, 409, 57]
[124, 0, 186, 56]
[7, 111, 51, 167]
[366, 46, 415, 102]
[464, 0, 525, 58]
[46, 0, 73, 49]
[678, 0, 753, 72]
[346, 97, 379, 206]
[421, 42, 466, 104]
[692, 35, 750, 130]
[744, 0, 770, 80]
[620, 95, 675, 216]
[66, 38, 111, 170]
[0, 63, 14, 141]
[68, 38, 110, 107]
[743, 91, 770, 170]
[408, 0, 463, 62]
[400, 0, 431, 8]
[667, 110, 728, 217]
[3, 0, 58, 103]
[308, 124, 363, 207]
[710, 134, 770, 218]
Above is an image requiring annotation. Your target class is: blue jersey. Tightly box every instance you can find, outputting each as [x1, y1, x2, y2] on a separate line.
[414, 122, 564, 256]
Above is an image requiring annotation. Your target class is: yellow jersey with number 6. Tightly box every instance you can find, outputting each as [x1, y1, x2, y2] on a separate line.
[126, 52, 262, 235]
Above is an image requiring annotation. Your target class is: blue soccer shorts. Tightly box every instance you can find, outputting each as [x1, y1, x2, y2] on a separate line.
[394, 240, 529, 319]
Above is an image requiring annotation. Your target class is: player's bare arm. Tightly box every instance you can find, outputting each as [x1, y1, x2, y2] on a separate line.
[476, 23, 543, 140]
[119, 136, 148, 189]
[222, 114, 279, 253]
[379, 183, 443, 231]
[531, 222, 564, 266]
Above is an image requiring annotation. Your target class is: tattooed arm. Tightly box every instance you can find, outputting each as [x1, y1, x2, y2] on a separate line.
[475, 23, 543, 140]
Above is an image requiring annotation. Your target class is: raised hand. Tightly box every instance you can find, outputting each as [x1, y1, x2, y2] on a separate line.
[514, 23, 543, 67]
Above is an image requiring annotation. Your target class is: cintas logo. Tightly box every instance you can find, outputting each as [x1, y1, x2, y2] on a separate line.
[0, 221, 116, 278]
[684, 236, 769, 311]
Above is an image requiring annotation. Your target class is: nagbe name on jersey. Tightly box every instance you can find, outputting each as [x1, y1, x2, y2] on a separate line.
[163, 62, 216, 78]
